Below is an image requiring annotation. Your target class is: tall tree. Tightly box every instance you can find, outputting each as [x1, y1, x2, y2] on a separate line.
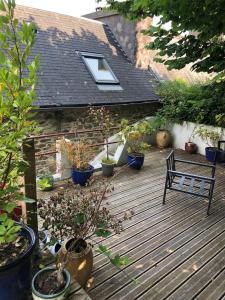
[100, 0, 225, 80]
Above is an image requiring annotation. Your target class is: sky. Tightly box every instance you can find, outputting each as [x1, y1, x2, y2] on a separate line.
[16, 0, 107, 17]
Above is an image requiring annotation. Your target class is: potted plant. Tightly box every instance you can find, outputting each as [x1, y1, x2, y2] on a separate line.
[89, 107, 115, 177]
[32, 266, 71, 300]
[195, 126, 225, 163]
[37, 175, 134, 288]
[0, 1, 39, 299]
[120, 119, 153, 169]
[153, 115, 172, 148]
[62, 138, 95, 186]
[37, 174, 54, 191]
[185, 127, 198, 154]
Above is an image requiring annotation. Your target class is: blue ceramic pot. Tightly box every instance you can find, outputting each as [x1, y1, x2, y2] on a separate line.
[127, 153, 145, 170]
[205, 147, 218, 163]
[71, 165, 94, 186]
[0, 222, 36, 300]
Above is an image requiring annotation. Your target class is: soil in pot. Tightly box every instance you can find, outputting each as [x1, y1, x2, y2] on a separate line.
[58, 238, 93, 288]
[34, 269, 66, 295]
[0, 232, 29, 267]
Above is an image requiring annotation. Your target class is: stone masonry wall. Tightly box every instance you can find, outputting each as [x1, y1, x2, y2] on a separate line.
[35, 102, 159, 175]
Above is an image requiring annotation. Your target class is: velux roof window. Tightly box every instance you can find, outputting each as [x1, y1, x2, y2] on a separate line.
[81, 52, 119, 84]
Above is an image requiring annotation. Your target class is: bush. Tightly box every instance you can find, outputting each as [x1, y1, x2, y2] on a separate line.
[156, 80, 225, 127]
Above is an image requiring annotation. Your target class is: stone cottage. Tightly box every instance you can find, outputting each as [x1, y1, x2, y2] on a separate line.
[14, 5, 160, 174]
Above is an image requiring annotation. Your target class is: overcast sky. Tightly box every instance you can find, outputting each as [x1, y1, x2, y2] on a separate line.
[16, 0, 107, 17]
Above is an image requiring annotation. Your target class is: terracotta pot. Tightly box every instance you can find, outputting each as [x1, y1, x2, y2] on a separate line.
[185, 142, 198, 154]
[156, 130, 172, 148]
[58, 238, 93, 287]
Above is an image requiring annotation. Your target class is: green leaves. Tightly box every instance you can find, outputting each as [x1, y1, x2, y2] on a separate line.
[97, 244, 131, 268]
[0, 213, 21, 244]
[101, 0, 225, 79]
[0, 0, 39, 245]
[73, 213, 86, 225]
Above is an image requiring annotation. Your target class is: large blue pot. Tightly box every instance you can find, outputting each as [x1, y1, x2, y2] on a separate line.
[0, 222, 36, 300]
[127, 153, 145, 170]
[71, 165, 94, 186]
[205, 147, 225, 163]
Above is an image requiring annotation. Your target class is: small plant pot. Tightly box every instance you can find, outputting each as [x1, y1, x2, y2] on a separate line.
[185, 142, 198, 154]
[0, 223, 36, 300]
[71, 165, 94, 186]
[101, 162, 115, 177]
[127, 153, 145, 170]
[32, 267, 71, 300]
[48, 241, 62, 256]
[156, 129, 172, 148]
[58, 238, 93, 288]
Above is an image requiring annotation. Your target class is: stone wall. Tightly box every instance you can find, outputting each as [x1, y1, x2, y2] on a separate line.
[35, 102, 159, 175]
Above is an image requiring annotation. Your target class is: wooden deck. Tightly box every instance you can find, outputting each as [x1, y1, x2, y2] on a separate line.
[83, 149, 225, 300]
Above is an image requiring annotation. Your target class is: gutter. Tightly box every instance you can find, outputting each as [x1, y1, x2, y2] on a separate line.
[34, 100, 160, 112]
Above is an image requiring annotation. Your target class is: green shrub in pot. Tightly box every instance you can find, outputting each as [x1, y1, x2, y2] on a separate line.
[0, 1, 39, 299]
[89, 106, 116, 176]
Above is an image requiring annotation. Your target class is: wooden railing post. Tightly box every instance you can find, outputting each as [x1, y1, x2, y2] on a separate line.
[23, 138, 38, 236]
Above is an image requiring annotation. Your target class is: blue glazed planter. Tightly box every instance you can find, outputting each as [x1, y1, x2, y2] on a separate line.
[127, 153, 145, 170]
[0, 222, 36, 300]
[71, 165, 94, 186]
[205, 147, 217, 163]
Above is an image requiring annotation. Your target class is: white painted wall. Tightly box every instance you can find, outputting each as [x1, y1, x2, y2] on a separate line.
[171, 122, 225, 155]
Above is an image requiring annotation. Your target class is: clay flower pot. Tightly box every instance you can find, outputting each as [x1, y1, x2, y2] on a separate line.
[58, 238, 93, 288]
[185, 142, 198, 154]
[156, 129, 172, 148]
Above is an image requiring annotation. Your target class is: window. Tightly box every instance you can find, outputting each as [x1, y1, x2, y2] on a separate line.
[81, 52, 119, 84]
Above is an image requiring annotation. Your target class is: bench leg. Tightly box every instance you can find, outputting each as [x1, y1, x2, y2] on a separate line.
[207, 182, 215, 215]
[162, 177, 168, 205]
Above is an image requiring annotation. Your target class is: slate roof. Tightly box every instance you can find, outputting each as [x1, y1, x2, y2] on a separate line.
[15, 6, 158, 108]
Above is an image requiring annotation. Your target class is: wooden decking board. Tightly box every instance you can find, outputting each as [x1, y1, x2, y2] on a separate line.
[93, 195, 210, 271]
[89, 199, 224, 298]
[138, 229, 225, 300]
[92, 179, 223, 252]
[99, 211, 225, 300]
[89, 198, 225, 299]
[195, 268, 225, 300]
[162, 248, 225, 300]
[92, 180, 225, 269]
[92, 191, 202, 256]
[92, 201, 207, 282]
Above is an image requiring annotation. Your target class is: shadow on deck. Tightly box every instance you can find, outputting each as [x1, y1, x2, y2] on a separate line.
[85, 148, 225, 300]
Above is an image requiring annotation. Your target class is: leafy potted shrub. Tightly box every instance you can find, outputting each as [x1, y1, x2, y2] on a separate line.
[37, 176, 133, 288]
[195, 126, 225, 163]
[89, 107, 115, 177]
[0, 1, 39, 299]
[120, 119, 153, 169]
[62, 138, 95, 186]
[37, 175, 54, 191]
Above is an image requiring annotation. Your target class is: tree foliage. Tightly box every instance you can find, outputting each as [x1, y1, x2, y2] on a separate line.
[100, 0, 225, 80]
[0, 0, 39, 244]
